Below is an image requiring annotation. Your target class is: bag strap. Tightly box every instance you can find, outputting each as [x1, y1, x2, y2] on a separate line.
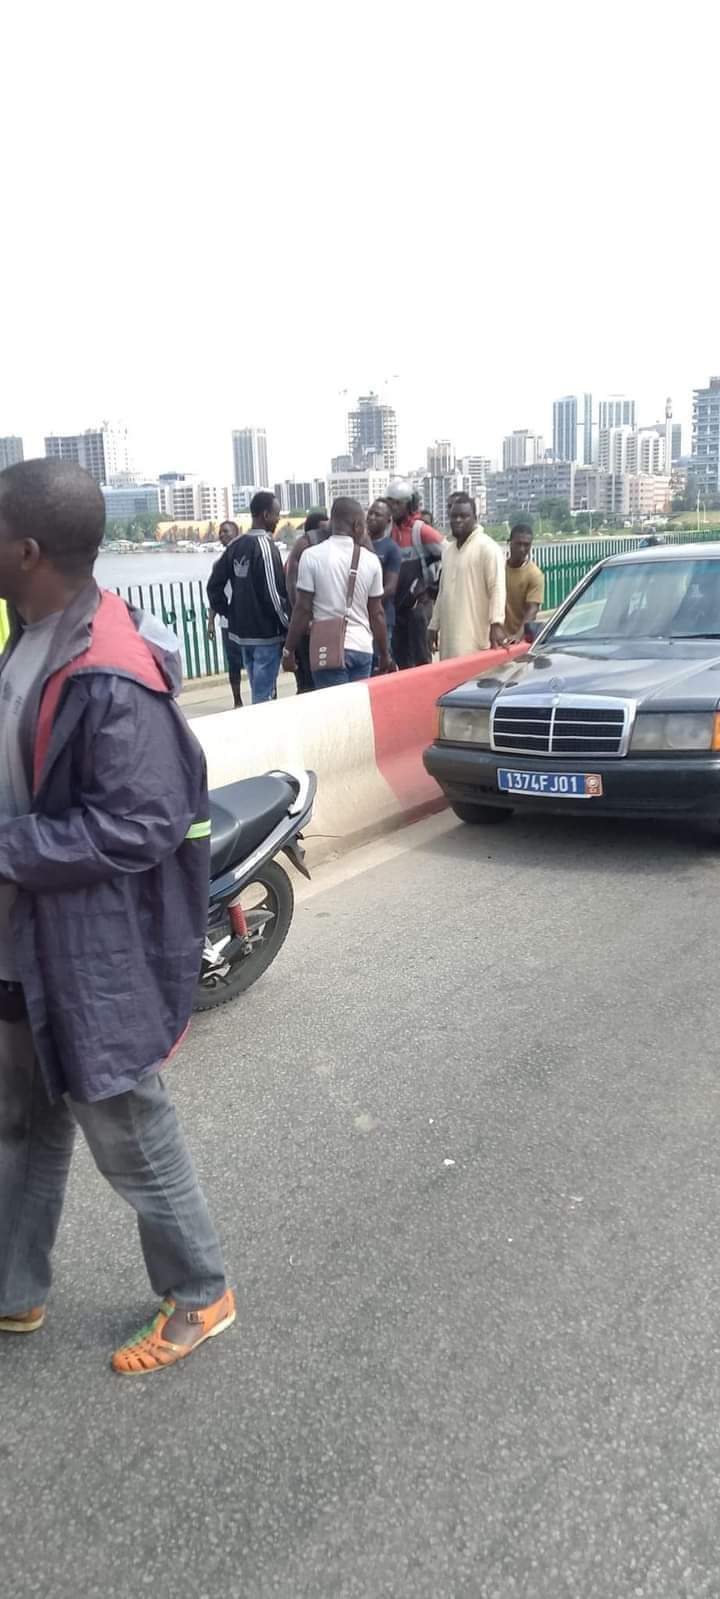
[344, 542, 362, 620]
[411, 521, 431, 583]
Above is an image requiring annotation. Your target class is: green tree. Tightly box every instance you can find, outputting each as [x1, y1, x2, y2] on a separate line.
[536, 497, 573, 533]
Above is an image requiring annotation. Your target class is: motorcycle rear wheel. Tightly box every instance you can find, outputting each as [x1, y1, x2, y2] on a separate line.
[194, 859, 295, 1012]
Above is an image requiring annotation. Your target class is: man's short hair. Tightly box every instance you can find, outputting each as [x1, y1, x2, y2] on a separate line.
[510, 522, 533, 539]
[250, 490, 276, 518]
[219, 519, 239, 536]
[0, 458, 105, 578]
[331, 496, 363, 533]
[304, 509, 328, 533]
[451, 492, 475, 512]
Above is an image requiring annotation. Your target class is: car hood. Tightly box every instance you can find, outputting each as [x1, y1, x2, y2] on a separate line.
[440, 640, 720, 709]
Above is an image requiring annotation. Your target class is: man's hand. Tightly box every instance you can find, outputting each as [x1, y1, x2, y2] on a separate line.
[490, 623, 510, 650]
[282, 648, 297, 674]
[377, 652, 395, 674]
[428, 628, 439, 654]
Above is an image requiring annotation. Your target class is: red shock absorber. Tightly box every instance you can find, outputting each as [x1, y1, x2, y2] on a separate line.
[229, 902, 249, 937]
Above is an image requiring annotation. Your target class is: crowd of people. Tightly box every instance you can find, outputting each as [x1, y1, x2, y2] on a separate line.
[206, 484, 546, 705]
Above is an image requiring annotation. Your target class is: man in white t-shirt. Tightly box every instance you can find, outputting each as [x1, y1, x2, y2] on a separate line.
[282, 497, 392, 688]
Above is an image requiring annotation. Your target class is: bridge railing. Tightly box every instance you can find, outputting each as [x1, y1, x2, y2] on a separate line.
[534, 528, 720, 611]
[115, 529, 720, 681]
[117, 579, 222, 681]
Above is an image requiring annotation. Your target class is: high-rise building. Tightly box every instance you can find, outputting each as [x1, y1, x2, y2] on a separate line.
[426, 440, 454, 475]
[0, 436, 24, 470]
[691, 377, 720, 495]
[598, 395, 636, 430]
[158, 474, 232, 521]
[637, 429, 665, 475]
[331, 453, 353, 473]
[458, 455, 492, 489]
[598, 425, 638, 474]
[487, 461, 670, 521]
[326, 468, 390, 510]
[232, 486, 256, 513]
[599, 407, 674, 477]
[487, 461, 574, 521]
[552, 394, 593, 463]
[347, 393, 397, 472]
[44, 423, 130, 485]
[421, 472, 474, 528]
[274, 479, 327, 514]
[502, 430, 544, 470]
[600, 474, 671, 519]
[102, 484, 160, 520]
[232, 427, 269, 488]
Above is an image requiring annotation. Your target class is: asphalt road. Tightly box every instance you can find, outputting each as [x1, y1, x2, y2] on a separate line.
[4, 808, 720, 1598]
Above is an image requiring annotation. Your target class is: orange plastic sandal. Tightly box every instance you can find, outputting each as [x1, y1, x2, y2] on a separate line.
[111, 1289, 236, 1375]
[0, 1307, 45, 1334]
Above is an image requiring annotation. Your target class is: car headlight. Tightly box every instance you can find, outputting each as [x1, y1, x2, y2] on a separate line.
[439, 706, 491, 745]
[630, 712, 714, 752]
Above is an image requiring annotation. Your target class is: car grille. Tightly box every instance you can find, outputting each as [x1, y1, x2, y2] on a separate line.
[491, 697, 630, 759]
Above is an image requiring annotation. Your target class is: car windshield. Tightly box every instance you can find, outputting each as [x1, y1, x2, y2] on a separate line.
[547, 557, 720, 643]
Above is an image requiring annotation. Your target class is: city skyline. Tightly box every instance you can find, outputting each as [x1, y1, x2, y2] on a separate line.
[7, 370, 703, 530]
[2, 377, 700, 488]
[10, 369, 711, 527]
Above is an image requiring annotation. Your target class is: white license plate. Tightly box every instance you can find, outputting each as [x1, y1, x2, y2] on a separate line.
[497, 769, 603, 798]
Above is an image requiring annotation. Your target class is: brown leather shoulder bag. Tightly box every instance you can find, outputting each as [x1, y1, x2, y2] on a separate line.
[309, 543, 362, 674]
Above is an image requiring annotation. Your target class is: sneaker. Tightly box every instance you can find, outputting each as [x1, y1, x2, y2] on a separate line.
[0, 1307, 45, 1334]
[111, 1289, 235, 1375]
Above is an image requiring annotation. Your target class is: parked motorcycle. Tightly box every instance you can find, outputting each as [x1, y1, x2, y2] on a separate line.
[194, 769, 316, 1012]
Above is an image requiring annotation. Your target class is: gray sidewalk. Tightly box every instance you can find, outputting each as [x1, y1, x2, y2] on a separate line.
[179, 670, 298, 719]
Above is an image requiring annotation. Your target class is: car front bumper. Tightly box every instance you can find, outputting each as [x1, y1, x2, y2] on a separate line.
[423, 742, 720, 820]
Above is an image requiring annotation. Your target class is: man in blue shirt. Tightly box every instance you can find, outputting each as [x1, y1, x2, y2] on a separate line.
[367, 499, 401, 662]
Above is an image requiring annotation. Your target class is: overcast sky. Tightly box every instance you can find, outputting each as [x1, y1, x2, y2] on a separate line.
[2, 0, 717, 483]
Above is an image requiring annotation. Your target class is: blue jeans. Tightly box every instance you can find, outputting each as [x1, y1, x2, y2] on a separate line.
[312, 649, 374, 690]
[240, 643, 283, 704]
[0, 1020, 227, 1314]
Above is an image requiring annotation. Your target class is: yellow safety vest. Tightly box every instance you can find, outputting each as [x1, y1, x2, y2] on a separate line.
[0, 601, 8, 651]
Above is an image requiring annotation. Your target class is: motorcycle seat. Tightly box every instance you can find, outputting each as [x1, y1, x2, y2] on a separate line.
[208, 774, 298, 877]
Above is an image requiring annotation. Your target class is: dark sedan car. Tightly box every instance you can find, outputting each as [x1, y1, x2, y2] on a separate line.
[424, 543, 720, 830]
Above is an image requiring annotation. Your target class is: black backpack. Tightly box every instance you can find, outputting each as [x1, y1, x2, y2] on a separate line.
[395, 523, 443, 612]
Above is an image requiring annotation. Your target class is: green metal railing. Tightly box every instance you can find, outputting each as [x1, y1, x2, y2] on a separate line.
[116, 579, 223, 681]
[115, 529, 720, 681]
[534, 528, 720, 612]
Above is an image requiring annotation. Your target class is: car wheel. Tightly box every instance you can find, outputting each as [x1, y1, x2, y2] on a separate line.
[451, 802, 513, 825]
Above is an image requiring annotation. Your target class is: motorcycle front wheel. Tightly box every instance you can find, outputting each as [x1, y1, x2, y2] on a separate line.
[194, 858, 295, 1013]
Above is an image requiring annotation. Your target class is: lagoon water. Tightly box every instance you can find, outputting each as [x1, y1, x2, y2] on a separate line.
[96, 550, 217, 594]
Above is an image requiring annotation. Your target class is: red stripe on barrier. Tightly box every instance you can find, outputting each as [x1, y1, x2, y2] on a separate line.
[368, 647, 528, 810]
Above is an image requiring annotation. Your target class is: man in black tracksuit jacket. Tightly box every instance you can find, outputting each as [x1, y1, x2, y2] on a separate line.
[206, 491, 289, 704]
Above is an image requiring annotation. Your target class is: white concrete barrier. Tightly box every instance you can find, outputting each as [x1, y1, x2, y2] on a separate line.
[192, 647, 527, 862]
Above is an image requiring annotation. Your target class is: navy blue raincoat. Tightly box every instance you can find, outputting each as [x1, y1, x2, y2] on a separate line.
[0, 582, 210, 1102]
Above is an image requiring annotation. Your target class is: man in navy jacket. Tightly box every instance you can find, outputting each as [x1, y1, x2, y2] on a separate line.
[0, 459, 234, 1374]
[207, 490, 288, 703]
